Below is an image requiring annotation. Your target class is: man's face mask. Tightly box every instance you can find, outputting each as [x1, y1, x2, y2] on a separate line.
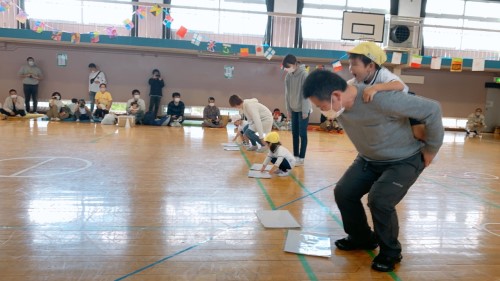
[28, 60, 34, 66]
[320, 96, 345, 120]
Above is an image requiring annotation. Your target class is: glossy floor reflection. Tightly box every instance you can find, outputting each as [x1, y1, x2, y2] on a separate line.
[0, 120, 499, 281]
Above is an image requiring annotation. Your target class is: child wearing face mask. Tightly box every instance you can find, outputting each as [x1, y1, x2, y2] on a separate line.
[347, 42, 425, 141]
[93, 83, 113, 120]
[202, 97, 222, 128]
[46, 92, 65, 121]
[259, 132, 295, 177]
[126, 89, 146, 124]
[1, 89, 27, 117]
[75, 99, 92, 122]
[166, 92, 185, 126]
[282, 54, 311, 166]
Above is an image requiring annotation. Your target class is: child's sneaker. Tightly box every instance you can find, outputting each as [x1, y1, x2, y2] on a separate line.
[76, 119, 80, 122]
[247, 146, 258, 151]
[295, 158, 304, 166]
[275, 170, 289, 177]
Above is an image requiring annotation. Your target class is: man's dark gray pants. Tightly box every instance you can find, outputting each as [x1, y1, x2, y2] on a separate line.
[334, 152, 425, 257]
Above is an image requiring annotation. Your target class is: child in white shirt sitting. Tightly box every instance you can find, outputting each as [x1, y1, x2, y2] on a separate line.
[260, 132, 296, 177]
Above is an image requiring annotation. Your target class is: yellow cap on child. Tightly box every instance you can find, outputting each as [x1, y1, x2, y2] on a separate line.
[264, 132, 280, 144]
[348, 42, 387, 66]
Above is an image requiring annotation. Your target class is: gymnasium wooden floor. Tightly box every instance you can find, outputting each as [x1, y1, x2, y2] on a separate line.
[0, 119, 499, 281]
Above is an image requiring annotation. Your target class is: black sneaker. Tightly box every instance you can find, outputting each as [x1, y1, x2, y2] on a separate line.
[371, 254, 403, 272]
[334, 236, 378, 251]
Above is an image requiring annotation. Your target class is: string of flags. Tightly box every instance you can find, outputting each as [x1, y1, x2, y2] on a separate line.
[0, 0, 276, 60]
[392, 52, 486, 72]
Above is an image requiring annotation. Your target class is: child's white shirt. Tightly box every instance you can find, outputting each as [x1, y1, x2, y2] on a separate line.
[238, 120, 248, 132]
[263, 145, 296, 168]
[348, 67, 409, 93]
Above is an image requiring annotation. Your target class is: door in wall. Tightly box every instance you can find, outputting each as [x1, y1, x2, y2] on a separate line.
[484, 85, 500, 133]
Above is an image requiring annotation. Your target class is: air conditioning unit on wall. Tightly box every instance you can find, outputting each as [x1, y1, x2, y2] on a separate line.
[385, 15, 423, 52]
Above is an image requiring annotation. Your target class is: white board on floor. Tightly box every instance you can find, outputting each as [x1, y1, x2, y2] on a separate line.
[224, 146, 240, 151]
[250, 164, 273, 171]
[221, 143, 239, 147]
[248, 170, 272, 179]
[283, 230, 331, 257]
[256, 210, 301, 228]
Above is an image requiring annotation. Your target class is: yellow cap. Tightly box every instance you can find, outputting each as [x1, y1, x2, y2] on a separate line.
[264, 132, 280, 143]
[348, 42, 387, 66]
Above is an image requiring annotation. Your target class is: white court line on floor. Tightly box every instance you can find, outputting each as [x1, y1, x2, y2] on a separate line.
[480, 223, 500, 237]
[0, 157, 92, 178]
[9, 158, 55, 176]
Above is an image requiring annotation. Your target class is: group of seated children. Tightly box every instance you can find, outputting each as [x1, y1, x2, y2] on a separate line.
[0, 86, 191, 127]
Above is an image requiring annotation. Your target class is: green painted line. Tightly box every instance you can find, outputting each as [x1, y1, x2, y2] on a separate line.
[289, 174, 403, 281]
[239, 149, 317, 280]
[298, 254, 318, 281]
[90, 132, 115, 143]
[423, 177, 500, 208]
[239, 149, 276, 210]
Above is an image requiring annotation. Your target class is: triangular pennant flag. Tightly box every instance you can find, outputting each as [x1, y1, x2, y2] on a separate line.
[0, 1, 10, 11]
[410, 55, 422, 68]
[255, 45, 264, 56]
[450, 58, 463, 72]
[135, 7, 146, 19]
[240, 48, 249, 57]
[105, 27, 117, 38]
[150, 4, 162, 16]
[32, 21, 45, 33]
[123, 19, 134, 30]
[207, 40, 216, 52]
[222, 43, 231, 55]
[332, 60, 342, 72]
[89, 32, 99, 43]
[472, 58, 485, 71]
[71, 32, 80, 44]
[430, 57, 441, 70]
[16, 11, 28, 24]
[391, 52, 402, 64]
[51, 31, 62, 41]
[191, 33, 202, 46]
[264, 47, 275, 60]
[176, 26, 187, 38]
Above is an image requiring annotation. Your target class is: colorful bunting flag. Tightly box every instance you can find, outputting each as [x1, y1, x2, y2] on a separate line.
[391, 52, 402, 65]
[315, 65, 324, 70]
[135, 7, 146, 19]
[176, 26, 187, 38]
[32, 21, 45, 33]
[222, 43, 231, 55]
[163, 13, 174, 27]
[240, 48, 249, 57]
[472, 58, 485, 71]
[332, 60, 342, 72]
[450, 58, 463, 72]
[207, 40, 216, 52]
[191, 33, 202, 46]
[90, 32, 99, 43]
[430, 57, 441, 70]
[71, 32, 80, 44]
[0, 0, 10, 11]
[255, 45, 264, 56]
[15, 11, 28, 24]
[51, 31, 62, 41]
[264, 47, 275, 60]
[123, 19, 134, 30]
[410, 55, 422, 68]
[150, 4, 162, 16]
[105, 27, 118, 38]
